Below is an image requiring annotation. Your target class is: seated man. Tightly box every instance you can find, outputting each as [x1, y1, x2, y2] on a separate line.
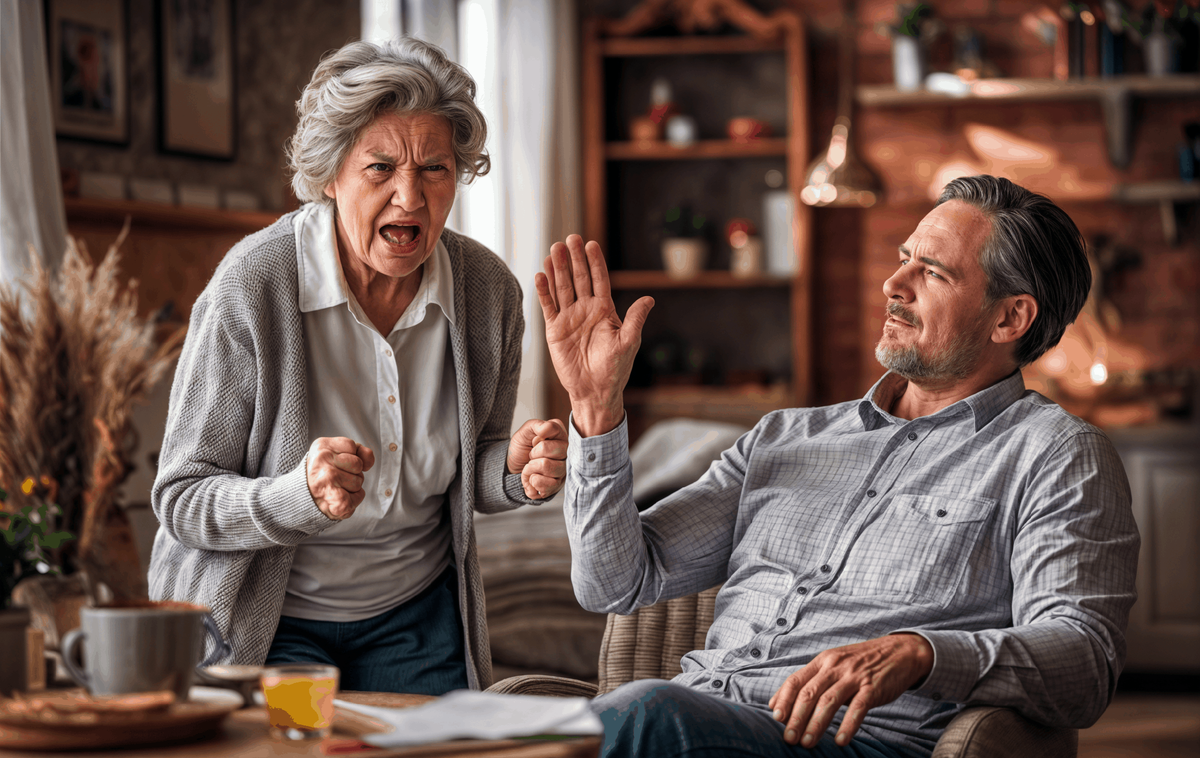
[534, 175, 1139, 758]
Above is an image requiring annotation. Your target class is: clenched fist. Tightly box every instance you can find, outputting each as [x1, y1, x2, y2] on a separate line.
[506, 418, 568, 499]
[305, 437, 376, 520]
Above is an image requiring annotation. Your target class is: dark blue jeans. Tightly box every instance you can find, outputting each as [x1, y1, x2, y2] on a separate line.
[591, 680, 926, 758]
[265, 565, 469, 694]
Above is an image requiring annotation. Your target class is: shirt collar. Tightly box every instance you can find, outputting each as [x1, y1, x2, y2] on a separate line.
[857, 369, 1026, 432]
[294, 202, 456, 327]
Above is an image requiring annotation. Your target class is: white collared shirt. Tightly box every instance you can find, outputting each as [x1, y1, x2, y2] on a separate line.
[281, 202, 459, 621]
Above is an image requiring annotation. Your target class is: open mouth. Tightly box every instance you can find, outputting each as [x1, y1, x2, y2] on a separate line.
[380, 224, 421, 247]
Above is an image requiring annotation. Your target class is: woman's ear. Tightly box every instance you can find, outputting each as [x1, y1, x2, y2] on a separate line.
[991, 294, 1038, 346]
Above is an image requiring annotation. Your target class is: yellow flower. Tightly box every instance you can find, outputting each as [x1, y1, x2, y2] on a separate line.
[21, 477, 35, 495]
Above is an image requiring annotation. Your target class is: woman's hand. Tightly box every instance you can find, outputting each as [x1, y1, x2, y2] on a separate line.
[305, 437, 376, 520]
[507, 418, 568, 499]
[534, 235, 653, 437]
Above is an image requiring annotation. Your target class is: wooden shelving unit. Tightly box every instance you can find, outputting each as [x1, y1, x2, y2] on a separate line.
[570, 1, 812, 435]
[857, 75, 1200, 169]
[64, 196, 280, 234]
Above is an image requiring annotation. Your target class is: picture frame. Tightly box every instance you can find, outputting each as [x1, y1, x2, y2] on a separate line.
[46, 0, 129, 144]
[157, 0, 236, 159]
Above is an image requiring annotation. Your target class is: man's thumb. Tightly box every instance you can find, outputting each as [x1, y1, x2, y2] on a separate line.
[622, 296, 655, 338]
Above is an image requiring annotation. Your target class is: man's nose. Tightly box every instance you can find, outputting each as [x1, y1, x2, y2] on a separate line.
[882, 266, 912, 301]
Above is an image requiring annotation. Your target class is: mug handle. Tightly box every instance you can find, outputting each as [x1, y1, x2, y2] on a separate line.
[197, 613, 233, 668]
[60, 628, 90, 688]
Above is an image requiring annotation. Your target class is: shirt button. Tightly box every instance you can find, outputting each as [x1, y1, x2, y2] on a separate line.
[797, 586, 808, 595]
[820, 564, 831, 573]
[867, 489, 877, 498]
[387, 395, 396, 404]
[932, 692, 942, 702]
[388, 443, 398, 452]
[936, 509, 947, 518]
[750, 649, 761, 658]
[385, 489, 393, 497]
[385, 349, 393, 357]
[775, 618, 787, 627]
[711, 680, 723, 688]
[908, 432, 918, 441]
[587, 452, 596, 462]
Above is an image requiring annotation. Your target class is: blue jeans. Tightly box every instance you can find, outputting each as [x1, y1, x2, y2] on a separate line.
[265, 565, 469, 695]
[591, 680, 925, 758]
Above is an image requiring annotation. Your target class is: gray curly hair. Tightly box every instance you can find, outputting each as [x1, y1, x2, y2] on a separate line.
[287, 37, 490, 204]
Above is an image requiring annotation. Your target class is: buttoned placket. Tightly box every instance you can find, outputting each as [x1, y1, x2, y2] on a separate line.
[376, 331, 402, 508]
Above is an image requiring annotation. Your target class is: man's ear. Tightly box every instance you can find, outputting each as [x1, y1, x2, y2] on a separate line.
[991, 294, 1038, 346]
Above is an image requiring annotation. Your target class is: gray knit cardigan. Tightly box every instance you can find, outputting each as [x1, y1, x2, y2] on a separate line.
[147, 209, 538, 689]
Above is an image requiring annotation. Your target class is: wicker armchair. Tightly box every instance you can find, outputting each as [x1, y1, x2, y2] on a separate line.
[486, 587, 1078, 758]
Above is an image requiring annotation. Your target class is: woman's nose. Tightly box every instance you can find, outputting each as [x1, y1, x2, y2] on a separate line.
[391, 173, 425, 211]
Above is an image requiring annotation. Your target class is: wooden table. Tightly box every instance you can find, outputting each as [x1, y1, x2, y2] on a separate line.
[0, 691, 601, 758]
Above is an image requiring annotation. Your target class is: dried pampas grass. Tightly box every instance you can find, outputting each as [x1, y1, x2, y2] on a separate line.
[0, 228, 185, 577]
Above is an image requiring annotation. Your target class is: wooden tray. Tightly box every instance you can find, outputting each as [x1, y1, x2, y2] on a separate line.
[0, 686, 241, 751]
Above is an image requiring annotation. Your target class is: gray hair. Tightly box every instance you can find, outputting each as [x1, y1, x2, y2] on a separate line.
[937, 175, 1091, 367]
[287, 37, 490, 204]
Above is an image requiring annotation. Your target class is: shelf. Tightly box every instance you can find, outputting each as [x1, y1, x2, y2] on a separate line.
[1110, 181, 1200, 204]
[601, 35, 783, 57]
[856, 75, 1200, 169]
[624, 383, 792, 433]
[606, 139, 788, 160]
[856, 75, 1200, 106]
[64, 196, 281, 234]
[609, 271, 792, 290]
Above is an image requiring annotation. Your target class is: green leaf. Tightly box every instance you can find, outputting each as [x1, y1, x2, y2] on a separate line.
[38, 531, 75, 549]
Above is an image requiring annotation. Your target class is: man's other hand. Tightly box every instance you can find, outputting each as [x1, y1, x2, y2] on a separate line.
[534, 234, 653, 437]
[507, 418, 569, 499]
[768, 633, 934, 747]
[305, 437, 375, 520]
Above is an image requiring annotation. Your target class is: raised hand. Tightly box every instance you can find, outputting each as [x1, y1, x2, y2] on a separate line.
[507, 417, 569, 499]
[768, 633, 934, 747]
[534, 235, 654, 437]
[305, 437, 376, 520]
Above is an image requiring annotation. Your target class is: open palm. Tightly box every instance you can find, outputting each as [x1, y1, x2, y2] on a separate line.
[535, 235, 653, 437]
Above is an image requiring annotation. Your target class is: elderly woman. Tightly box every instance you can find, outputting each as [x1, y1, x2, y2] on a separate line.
[147, 38, 567, 695]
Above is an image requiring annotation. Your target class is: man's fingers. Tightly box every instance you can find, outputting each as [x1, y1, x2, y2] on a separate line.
[552, 240, 577, 308]
[621, 296, 655, 341]
[535, 271, 558, 322]
[566, 234, 593, 300]
[835, 692, 873, 747]
[585, 240, 611, 300]
[799, 686, 849, 748]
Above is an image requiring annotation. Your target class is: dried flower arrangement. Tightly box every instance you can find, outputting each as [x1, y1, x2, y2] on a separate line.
[0, 230, 184, 605]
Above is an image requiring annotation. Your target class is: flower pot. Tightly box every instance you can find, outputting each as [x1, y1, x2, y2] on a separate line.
[892, 35, 926, 91]
[0, 606, 31, 695]
[661, 238, 707, 279]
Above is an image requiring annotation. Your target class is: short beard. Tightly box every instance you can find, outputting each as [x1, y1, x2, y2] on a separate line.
[875, 302, 990, 382]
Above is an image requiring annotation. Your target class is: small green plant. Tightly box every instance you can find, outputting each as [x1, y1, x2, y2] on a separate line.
[1, 478, 74, 609]
[664, 205, 708, 238]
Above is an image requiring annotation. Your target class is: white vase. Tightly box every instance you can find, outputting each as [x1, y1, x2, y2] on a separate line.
[1144, 31, 1174, 77]
[662, 238, 707, 279]
[892, 35, 925, 91]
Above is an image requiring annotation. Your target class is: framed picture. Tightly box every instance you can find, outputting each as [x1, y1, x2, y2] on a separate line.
[158, 0, 235, 159]
[46, 0, 129, 144]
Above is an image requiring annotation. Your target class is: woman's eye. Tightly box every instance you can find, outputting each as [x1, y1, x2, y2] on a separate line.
[423, 164, 447, 173]
[369, 163, 391, 172]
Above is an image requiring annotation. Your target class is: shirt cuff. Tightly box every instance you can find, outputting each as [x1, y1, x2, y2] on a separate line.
[893, 628, 979, 704]
[567, 411, 629, 477]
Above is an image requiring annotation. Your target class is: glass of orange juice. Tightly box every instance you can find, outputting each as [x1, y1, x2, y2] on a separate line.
[260, 664, 339, 740]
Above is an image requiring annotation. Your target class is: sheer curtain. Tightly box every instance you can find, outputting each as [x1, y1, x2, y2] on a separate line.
[1, 0, 67, 286]
[363, 0, 581, 426]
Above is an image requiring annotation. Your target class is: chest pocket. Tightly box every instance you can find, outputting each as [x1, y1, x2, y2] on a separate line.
[834, 494, 998, 607]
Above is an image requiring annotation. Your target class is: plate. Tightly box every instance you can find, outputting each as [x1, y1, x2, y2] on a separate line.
[0, 686, 242, 751]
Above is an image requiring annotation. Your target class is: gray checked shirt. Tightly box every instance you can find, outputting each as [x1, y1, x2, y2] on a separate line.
[564, 370, 1139, 756]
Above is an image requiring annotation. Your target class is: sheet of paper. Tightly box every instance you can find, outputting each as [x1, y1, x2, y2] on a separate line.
[334, 690, 603, 748]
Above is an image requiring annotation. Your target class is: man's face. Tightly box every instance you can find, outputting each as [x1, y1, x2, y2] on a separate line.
[875, 200, 997, 382]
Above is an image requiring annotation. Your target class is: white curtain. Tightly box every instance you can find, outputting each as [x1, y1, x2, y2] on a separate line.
[1, 0, 67, 285]
[458, 0, 580, 426]
[364, 0, 581, 426]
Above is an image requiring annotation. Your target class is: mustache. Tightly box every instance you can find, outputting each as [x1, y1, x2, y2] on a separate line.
[887, 302, 921, 327]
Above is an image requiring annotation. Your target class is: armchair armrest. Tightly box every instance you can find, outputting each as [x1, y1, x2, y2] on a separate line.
[932, 706, 1078, 758]
[486, 674, 600, 698]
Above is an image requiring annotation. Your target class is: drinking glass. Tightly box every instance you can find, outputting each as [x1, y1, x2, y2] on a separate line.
[259, 664, 339, 740]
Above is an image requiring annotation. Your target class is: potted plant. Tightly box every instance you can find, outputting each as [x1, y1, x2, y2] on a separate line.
[661, 205, 709, 279]
[0, 234, 184, 661]
[881, 3, 940, 91]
